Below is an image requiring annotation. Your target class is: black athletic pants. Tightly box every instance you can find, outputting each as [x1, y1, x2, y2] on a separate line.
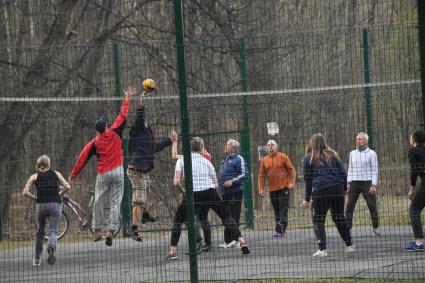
[170, 188, 240, 246]
[311, 185, 352, 251]
[410, 183, 425, 239]
[270, 189, 290, 233]
[345, 180, 379, 230]
[222, 190, 243, 243]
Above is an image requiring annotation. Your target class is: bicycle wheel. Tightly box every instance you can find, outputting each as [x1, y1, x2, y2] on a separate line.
[44, 210, 69, 241]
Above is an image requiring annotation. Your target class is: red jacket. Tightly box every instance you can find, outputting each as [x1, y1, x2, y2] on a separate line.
[70, 99, 129, 177]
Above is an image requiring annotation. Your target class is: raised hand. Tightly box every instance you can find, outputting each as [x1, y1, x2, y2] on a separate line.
[124, 86, 136, 99]
[170, 130, 178, 142]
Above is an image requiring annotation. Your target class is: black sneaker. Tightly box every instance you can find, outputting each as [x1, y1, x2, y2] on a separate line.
[131, 225, 143, 242]
[47, 247, 56, 265]
[196, 240, 206, 251]
[199, 244, 213, 253]
[196, 241, 212, 253]
[241, 245, 250, 255]
[239, 238, 250, 255]
[142, 212, 157, 224]
[93, 236, 103, 242]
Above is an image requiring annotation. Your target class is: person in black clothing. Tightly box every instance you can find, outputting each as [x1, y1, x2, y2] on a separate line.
[22, 155, 71, 267]
[405, 128, 425, 251]
[127, 86, 177, 241]
[300, 133, 354, 257]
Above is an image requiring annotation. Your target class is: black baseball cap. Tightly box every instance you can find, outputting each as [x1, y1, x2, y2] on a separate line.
[94, 115, 108, 133]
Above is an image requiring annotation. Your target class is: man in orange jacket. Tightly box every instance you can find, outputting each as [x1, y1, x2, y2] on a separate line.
[258, 139, 296, 237]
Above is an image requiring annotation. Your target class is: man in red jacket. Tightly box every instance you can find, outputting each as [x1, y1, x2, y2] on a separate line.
[69, 87, 136, 246]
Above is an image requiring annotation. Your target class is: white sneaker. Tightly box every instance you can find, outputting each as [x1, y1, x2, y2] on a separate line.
[346, 245, 355, 254]
[218, 242, 228, 248]
[32, 258, 41, 267]
[218, 240, 239, 248]
[313, 250, 328, 257]
[225, 240, 239, 248]
[373, 228, 381, 236]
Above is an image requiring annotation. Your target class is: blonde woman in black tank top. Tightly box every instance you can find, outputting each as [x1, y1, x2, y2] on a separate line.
[22, 155, 71, 267]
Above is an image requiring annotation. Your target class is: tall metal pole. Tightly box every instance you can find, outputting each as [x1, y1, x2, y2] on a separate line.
[418, 0, 425, 124]
[239, 38, 254, 228]
[362, 28, 374, 149]
[113, 42, 130, 237]
[173, 1, 198, 282]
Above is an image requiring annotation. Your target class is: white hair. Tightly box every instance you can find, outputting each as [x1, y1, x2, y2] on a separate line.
[357, 132, 369, 142]
[227, 139, 240, 153]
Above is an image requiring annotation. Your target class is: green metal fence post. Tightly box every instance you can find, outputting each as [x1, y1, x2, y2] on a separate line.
[239, 38, 254, 229]
[418, 0, 425, 124]
[113, 42, 130, 237]
[173, 1, 199, 282]
[362, 28, 374, 149]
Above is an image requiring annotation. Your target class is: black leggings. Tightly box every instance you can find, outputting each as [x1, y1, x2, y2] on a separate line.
[311, 185, 352, 251]
[410, 184, 425, 239]
[170, 188, 241, 246]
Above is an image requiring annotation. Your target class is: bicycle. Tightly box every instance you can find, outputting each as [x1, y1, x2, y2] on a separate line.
[24, 191, 121, 240]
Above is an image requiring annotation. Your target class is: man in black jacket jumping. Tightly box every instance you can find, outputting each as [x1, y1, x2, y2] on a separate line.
[127, 79, 177, 241]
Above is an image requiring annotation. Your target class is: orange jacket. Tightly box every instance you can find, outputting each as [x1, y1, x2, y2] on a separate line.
[258, 152, 296, 194]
